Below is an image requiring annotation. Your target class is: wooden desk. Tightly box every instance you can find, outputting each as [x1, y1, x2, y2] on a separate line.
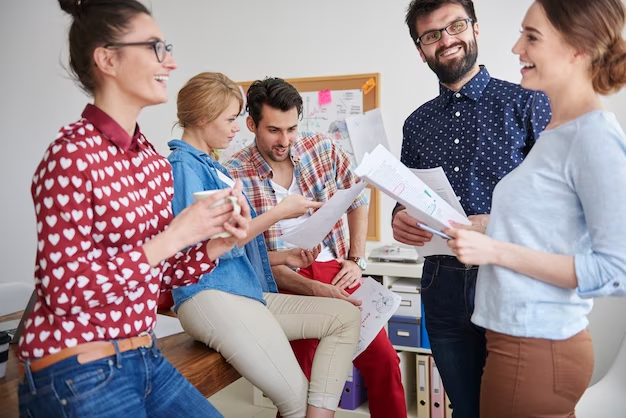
[0, 312, 240, 418]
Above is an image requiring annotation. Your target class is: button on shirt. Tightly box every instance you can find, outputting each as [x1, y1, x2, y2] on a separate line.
[21, 105, 216, 360]
[401, 66, 551, 216]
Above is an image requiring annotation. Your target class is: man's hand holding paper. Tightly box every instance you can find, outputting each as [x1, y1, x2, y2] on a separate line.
[392, 209, 434, 246]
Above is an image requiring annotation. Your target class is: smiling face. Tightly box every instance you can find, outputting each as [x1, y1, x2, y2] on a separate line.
[247, 104, 299, 164]
[96, 13, 177, 108]
[415, 3, 480, 85]
[512, 2, 580, 94]
[200, 97, 241, 151]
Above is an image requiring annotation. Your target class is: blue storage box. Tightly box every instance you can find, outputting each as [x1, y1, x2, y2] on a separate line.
[388, 315, 421, 347]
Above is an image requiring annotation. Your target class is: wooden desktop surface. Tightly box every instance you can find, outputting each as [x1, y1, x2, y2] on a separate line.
[0, 311, 240, 418]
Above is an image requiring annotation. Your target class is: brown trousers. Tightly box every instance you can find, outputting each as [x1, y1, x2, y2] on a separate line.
[480, 329, 594, 418]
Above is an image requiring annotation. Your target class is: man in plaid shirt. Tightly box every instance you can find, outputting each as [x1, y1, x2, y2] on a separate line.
[225, 78, 406, 418]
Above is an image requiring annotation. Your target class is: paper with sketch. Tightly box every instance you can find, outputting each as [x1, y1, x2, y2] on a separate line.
[410, 167, 466, 216]
[345, 108, 390, 166]
[355, 145, 470, 256]
[349, 277, 401, 359]
[280, 182, 367, 249]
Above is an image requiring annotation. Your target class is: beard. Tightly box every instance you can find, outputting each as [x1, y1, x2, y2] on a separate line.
[425, 37, 478, 85]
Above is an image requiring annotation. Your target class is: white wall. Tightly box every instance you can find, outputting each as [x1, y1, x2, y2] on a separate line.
[1, 0, 625, 383]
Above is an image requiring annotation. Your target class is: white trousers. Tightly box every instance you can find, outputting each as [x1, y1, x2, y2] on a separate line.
[177, 290, 361, 417]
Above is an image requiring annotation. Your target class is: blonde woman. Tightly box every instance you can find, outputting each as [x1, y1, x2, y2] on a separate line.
[166, 72, 361, 418]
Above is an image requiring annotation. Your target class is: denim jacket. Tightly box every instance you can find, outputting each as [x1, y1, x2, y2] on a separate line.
[167, 140, 278, 312]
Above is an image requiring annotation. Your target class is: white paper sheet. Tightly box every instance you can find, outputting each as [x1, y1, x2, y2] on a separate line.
[355, 145, 470, 257]
[345, 108, 390, 166]
[349, 277, 402, 359]
[154, 314, 185, 339]
[408, 167, 468, 257]
[280, 182, 366, 249]
[410, 167, 466, 216]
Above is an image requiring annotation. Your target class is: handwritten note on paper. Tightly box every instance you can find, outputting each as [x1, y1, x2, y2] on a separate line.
[355, 145, 470, 257]
[349, 277, 401, 359]
[280, 182, 366, 249]
[318, 89, 332, 106]
[410, 167, 467, 216]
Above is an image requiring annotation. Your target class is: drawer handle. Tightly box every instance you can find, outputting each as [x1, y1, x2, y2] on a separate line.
[400, 300, 412, 307]
[396, 329, 411, 337]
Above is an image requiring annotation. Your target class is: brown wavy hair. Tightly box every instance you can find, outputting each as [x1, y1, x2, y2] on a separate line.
[536, 0, 626, 95]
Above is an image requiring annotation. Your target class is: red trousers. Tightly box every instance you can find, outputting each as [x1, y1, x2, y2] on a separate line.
[280, 260, 406, 418]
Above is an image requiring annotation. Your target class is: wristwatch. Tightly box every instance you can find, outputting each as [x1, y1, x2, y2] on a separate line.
[347, 256, 368, 271]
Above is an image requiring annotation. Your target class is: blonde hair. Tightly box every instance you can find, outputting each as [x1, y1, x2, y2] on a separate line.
[537, 0, 626, 95]
[176, 72, 244, 159]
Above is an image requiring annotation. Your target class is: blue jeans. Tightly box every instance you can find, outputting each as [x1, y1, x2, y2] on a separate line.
[18, 337, 222, 418]
[421, 257, 487, 418]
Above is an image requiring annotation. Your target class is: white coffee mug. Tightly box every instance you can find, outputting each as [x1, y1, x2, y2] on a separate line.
[193, 190, 242, 239]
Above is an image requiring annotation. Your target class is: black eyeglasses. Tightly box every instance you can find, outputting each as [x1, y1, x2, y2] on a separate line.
[415, 18, 474, 46]
[104, 40, 173, 63]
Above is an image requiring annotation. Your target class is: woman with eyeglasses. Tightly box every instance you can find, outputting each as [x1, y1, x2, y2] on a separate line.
[17, 1, 247, 416]
[445, 0, 626, 416]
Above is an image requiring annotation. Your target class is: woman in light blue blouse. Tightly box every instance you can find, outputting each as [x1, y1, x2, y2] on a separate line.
[445, 0, 626, 417]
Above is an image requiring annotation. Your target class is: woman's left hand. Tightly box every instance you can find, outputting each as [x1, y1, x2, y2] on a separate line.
[444, 228, 500, 266]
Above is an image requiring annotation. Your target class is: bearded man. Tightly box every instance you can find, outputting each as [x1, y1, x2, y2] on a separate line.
[391, 1, 552, 417]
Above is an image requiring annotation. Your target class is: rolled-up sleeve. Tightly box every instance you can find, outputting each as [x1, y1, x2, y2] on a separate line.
[571, 118, 626, 298]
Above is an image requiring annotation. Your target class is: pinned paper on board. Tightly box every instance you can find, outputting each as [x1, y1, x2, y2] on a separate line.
[318, 89, 332, 105]
[361, 77, 376, 95]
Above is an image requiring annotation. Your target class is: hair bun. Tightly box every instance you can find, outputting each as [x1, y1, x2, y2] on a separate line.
[593, 37, 626, 94]
[607, 38, 626, 62]
[58, 0, 83, 17]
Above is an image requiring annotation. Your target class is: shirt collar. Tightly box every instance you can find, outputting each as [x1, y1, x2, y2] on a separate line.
[81, 104, 142, 152]
[168, 139, 208, 157]
[249, 139, 301, 181]
[438, 65, 491, 102]
[250, 144, 273, 180]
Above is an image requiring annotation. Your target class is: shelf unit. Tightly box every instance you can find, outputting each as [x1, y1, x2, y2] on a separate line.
[252, 243, 428, 415]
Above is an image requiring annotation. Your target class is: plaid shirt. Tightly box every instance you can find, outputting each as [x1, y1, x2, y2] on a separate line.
[224, 133, 368, 259]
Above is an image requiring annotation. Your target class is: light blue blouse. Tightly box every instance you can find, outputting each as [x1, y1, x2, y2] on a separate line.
[472, 111, 626, 340]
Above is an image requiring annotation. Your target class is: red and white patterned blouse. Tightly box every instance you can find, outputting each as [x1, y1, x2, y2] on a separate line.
[19, 104, 216, 361]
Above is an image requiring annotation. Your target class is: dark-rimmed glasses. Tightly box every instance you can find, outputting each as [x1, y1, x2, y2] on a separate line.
[104, 40, 173, 63]
[415, 18, 474, 46]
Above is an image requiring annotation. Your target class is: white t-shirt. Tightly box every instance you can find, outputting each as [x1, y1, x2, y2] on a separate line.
[271, 174, 334, 262]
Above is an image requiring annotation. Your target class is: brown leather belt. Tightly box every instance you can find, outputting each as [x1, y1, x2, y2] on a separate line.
[28, 333, 153, 373]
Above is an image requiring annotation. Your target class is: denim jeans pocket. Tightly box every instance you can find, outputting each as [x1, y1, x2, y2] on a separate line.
[420, 262, 437, 291]
[54, 359, 117, 403]
[551, 334, 594, 402]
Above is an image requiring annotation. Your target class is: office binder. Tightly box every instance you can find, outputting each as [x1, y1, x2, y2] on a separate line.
[417, 354, 431, 417]
[430, 356, 444, 418]
[445, 391, 453, 418]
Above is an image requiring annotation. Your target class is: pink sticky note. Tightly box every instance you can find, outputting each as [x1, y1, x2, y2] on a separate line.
[318, 89, 332, 106]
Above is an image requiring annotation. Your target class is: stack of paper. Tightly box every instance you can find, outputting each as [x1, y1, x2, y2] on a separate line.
[355, 145, 470, 256]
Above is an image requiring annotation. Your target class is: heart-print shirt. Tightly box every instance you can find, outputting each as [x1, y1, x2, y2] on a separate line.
[19, 104, 216, 361]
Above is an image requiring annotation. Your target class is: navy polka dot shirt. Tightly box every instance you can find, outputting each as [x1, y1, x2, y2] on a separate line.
[400, 66, 551, 216]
